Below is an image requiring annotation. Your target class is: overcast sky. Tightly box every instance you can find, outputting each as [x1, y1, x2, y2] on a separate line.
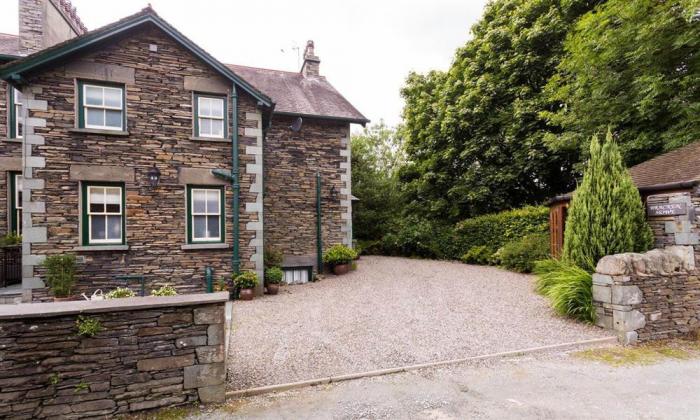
[0, 0, 489, 128]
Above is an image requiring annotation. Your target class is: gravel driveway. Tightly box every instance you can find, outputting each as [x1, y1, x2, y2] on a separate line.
[228, 256, 609, 390]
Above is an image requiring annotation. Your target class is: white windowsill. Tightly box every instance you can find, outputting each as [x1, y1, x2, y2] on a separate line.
[74, 245, 130, 251]
[190, 136, 230, 142]
[69, 128, 130, 136]
[181, 243, 230, 250]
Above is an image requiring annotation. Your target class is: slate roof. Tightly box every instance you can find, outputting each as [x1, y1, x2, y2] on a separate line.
[0, 33, 20, 57]
[628, 141, 700, 189]
[227, 64, 369, 124]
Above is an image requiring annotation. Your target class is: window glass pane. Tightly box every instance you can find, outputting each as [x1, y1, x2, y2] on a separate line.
[13, 88, 22, 104]
[210, 119, 224, 137]
[91, 215, 106, 240]
[192, 190, 206, 213]
[105, 110, 122, 128]
[193, 215, 206, 238]
[86, 108, 104, 126]
[107, 215, 121, 240]
[104, 88, 122, 108]
[199, 118, 211, 136]
[89, 187, 104, 213]
[207, 215, 220, 238]
[85, 86, 103, 106]
[198, 97, 211, 116]
[206, 190, 219, 213]
[210, 98, 224, 118]
[15, 175, 23, 209]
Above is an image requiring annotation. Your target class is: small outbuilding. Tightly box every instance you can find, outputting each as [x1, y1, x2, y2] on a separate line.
[549, 141, 700, 257]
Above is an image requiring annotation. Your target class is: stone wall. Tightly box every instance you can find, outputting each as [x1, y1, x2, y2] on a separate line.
[263, 115, 350, 270]
[0, 293, 228, 417]
[21, 26, 261, 295]
[593, 246, 699, 344]
[645, 189, 700, 254]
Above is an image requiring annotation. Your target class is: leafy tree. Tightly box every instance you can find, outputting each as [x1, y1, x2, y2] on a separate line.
[562, 132, 653, 271]
[400, 0, 599, 222]
[544, 0, 700, 165]
[351, 122, 405, 242]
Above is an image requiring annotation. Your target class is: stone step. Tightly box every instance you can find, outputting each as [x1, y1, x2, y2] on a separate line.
[0, 293, 23, 305]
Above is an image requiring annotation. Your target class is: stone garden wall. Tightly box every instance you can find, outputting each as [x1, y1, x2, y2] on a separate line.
[593, 246, 699, 344]
[0, 293, 228, 418]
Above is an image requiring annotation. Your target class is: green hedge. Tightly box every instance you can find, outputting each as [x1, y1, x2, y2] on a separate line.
[453, 206, 549, 257]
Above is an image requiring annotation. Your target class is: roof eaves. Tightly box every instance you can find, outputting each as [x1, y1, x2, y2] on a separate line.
[0, 10, 273, 108]
[274, 110, 370, 125]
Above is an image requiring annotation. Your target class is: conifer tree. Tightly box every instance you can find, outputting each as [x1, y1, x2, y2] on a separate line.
[563, 131, 653, 271]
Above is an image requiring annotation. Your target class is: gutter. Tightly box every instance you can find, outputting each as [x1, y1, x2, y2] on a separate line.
[273, 110, 370, 126]
[547, 179, 700, 205]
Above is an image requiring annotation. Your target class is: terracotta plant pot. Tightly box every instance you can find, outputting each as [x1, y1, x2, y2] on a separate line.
[238, 288, 254, 301]
[333, 263, 350, 275]
[266, 284, 279, 295]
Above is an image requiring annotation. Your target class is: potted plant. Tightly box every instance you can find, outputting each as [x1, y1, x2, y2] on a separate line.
[323, 244, 357, 275]
[265, 266, 283, 295]
[233, 271, 258, 301]
[43, 254, 77, 301]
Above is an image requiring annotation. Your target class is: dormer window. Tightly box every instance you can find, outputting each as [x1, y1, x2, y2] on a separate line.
[78, 81, 125, 131]
[194, 94, 226, 139]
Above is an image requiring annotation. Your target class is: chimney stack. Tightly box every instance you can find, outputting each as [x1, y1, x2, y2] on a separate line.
[301, 40, 320, 77]
[18, 0, 87, 55]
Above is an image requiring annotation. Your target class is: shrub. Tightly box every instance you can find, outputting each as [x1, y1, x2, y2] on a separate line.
[43, 254, 76, 298]
[151, 284, 177, 296]
[0, 232, 21, 247]
[380, 216, 459, 259]
[214, 276, 228, 292]
[323, 244, 357, 265]
[534, 259, 595, 323]
[453, 206, 549, 258]
[264, 245, 283, 268]
[76, 316, 102, 337]
[460, 246, 493, 265]
[233, 271, 258, 289]
[563, 132, 653, 271]
[265, 267, 283, 285]
[105, 287, 136, 299]
[499, 233, 550, 273]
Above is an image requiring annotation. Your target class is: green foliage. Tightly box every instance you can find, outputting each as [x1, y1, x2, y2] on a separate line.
[214, 276, 228, 292]
[74, 381, 89, 393]
[105, 287, 136, 299]
[0, 232, 21, 247]
[42, 254, 76, 298]
[351, 122, 405, 241]
[76, 316, 102, 337]
[151, 284, 177, 296]
[563, 133, 653, 271]
[460, 246, 493, 265]
[379, 216, 459, 259]
[48, 373, 60, 386]
[265, 267, 283, 285]
[534, 259, 595, 322]
[400, 0, 596, 222]
[454, 206, 550, 255]
[544, 0, 700, 165]
[264, 245, 283, 269]
[322, 244, 357, 265]
[233, 271, 259, 289]
[499, 233, 550, 273]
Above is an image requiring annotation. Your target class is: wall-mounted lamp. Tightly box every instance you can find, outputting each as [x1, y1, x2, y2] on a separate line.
[147, 165, 161, 188]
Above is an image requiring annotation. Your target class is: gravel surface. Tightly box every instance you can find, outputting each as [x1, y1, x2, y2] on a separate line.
[227, 256, 610, 390]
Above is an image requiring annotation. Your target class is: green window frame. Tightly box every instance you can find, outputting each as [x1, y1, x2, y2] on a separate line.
[81, 182, 126, 246]
[193, 93, 227, 139]
[77, 80, 126, 131]
[186, 185, 225, 244]
[8, 88, 22, 139]
[9, 171, 22, 235]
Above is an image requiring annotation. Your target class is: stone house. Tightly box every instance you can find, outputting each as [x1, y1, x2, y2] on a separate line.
[0, 0, 367, 299]
[548, 140, 700, 258]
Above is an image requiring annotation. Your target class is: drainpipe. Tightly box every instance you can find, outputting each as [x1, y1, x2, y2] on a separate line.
[232, 85, 240, 276]
[316, 172, 323, 274]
